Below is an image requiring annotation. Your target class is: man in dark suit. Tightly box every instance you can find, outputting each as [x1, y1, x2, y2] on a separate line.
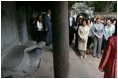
[68, 11, 75, 45]
[44, 9, 52, 46]
[74, 16, 79, 49]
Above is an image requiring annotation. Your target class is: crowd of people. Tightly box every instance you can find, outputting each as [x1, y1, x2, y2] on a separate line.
[30, 9, 52, 46]
[68, 11, 117, 78]
[30, 10, 117, 78]
[68, 11, 116, 59]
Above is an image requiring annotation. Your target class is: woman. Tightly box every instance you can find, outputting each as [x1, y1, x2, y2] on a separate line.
[102, 18, 114, 53]
[30, 11, 37, 41]
[98, 22, 117, 78]
[87, 18, 93, 54]
[78, 19, 89, 58]
[112, 19, 116, 26]
[92, 18, 104, 58]
[36, 14, 44, 42]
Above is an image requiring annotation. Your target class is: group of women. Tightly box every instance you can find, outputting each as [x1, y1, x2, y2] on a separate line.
[75, 16, 117, 78]
[76, 17, 116, 59]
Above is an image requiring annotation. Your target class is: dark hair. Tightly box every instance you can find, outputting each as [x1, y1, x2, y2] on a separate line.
[107, 18, 112, 22]
[76, 15, 79, 21]
[47, 9, 51, 12]
[112, 19, 116, 23]
[38, 12, 42, 17]
[96, 18, 101, 21]
[32, 11, 35, 14]
[87, 18, 91, 23]
[91, 18, 94, 22]
[113, 21, 117, 36]
[82, 18, 88, 26]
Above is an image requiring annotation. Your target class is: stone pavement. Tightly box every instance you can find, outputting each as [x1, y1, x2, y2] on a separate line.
[22, 42, 104, 78]
[69, 45, 104, 78]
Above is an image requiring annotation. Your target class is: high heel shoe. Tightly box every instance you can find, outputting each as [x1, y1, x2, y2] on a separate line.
[84, 55, 87, 58]
[80, 56, 83, 58]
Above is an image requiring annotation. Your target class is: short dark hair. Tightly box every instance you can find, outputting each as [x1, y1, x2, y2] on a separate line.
[107, 18, 112, 22]
[47, 9, 51, 12]
[82, 18, 88, 26]
[87, 18, 91, 23]
[32, 11, 35, 14]
[38, 12, 42, 16]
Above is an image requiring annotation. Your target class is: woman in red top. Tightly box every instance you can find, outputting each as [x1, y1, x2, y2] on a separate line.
[98, 21, 117, 78]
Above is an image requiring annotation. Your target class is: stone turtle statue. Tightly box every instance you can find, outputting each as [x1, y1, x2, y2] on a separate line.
[1, 41, 45, 78]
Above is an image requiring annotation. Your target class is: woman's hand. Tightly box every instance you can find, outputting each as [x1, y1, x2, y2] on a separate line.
[96, 35, 102, 39]
[81, 38, 85, 42]
[45, 28, 48, 31]
[98, 67, 104, 72]
[98, 36, 101, 39]
[73, 26, 77, 30]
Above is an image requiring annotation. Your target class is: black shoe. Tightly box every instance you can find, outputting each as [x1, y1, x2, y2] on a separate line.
[46, 44, 50, 46]
[97, 57, 100, 58]
[93, 56, 96, 58]
[74, 48, 77, 51]
[49, 42, 52, 44]
[97, 56, 101, 58]
[86, 53, 90, 55]
[37, 41, 39, 43]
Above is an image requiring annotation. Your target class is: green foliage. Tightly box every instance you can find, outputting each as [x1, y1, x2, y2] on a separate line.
[87, 1, 94, 7]
[69, 1, 117, 12]
[113, 2, 117, 12]
[87, 1, 105, 12]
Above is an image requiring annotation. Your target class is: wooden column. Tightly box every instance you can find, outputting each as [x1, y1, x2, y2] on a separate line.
[51, 1, 69, 78]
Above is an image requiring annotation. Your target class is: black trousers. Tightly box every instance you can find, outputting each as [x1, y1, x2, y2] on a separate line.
[30, 26, 37, 41]
[37, 31, 44, 42]
[87, 37, 93, 48]
[69, 27, 74, 45]
[75, 29, 78, 48]
[102, 37, 106, 50]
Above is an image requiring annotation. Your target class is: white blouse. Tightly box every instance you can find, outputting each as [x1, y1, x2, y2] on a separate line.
[37, 21, 43, 31]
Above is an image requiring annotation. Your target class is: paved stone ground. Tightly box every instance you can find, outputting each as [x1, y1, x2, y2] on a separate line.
[69, 44, 104, 78]
[21, 42, 104, 78]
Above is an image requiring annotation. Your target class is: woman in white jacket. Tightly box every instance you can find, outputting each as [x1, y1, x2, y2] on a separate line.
[78, 19, 89, 58]
[36, 14, 44, 42]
